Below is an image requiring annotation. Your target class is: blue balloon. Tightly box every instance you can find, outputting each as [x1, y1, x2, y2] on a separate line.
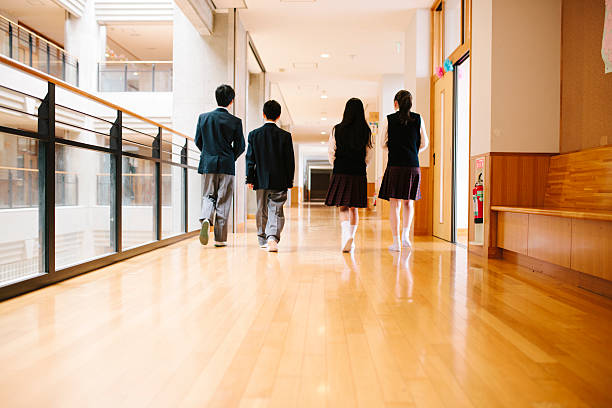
[444, 59, 454, 72]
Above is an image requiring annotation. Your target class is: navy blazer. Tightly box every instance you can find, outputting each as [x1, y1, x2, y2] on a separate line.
[194, 108, 245, 175]
[246, 123, 295, 190]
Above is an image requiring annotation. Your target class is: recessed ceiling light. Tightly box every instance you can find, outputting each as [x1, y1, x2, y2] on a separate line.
[321, 117, 327, 121]
[321, 131, 327, 135]
[320, 94, 328, 99]
[133, 72, 139, 76]
[320, 53, 331, 58]
[320, 141, 325, 144]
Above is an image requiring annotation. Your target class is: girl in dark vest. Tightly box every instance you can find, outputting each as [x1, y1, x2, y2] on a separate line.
[379, 90, 429, 251]
[325, 98, 373, 252]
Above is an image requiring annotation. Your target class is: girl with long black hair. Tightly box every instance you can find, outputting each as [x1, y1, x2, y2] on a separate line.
[379, 90, 429, 251]
[325, 98, 373, 252]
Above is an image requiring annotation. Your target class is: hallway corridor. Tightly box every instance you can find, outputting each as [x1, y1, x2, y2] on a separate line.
[0, 205, 611, 407]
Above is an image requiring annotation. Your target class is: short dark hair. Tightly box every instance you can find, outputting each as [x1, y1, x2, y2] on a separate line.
[263, 100, 281, 121]
[215, 84, 235, 107]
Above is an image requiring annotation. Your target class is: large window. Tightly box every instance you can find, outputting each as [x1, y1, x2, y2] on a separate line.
[55, 145, 114, 268]
[0, 60, 194, 300]
[432, 0, 470, 74]
[444, 0, 463, 60]
[0, 133, 43, 285]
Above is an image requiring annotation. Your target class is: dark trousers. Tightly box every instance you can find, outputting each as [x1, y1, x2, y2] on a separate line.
[256, 189, 287, 244]
[200, 173, 234, 242]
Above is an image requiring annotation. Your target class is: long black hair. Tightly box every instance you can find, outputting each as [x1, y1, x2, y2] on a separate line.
[333, 98, 372, 151]
[394, 90, 414, 125]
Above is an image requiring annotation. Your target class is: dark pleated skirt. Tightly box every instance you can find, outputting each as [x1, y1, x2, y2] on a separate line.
[378, 166, 421, 201]
[325, 174, 368, 208]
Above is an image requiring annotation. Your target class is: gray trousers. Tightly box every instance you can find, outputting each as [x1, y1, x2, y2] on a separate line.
[256, 189, 287, 245]
[200, 173, 234, 242]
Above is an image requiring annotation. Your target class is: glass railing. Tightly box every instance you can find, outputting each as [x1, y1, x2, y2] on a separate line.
[98, 61, 173, 92]
[0, 14, 78, 86]
[0, 53, 197, 297]
[0, 166, 78, 208]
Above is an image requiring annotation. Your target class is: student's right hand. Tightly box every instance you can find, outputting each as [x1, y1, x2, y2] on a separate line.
[247, 184, 254, 190]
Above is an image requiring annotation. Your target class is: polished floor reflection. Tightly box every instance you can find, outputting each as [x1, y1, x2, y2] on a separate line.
[0, 204, 611, 407]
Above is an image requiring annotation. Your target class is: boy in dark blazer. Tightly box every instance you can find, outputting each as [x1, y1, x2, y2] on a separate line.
[246, 100, 295, 252]
[195, 84, 245, 247]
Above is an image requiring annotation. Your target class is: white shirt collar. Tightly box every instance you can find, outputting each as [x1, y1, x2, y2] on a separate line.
[217, 106, 228, 111]
[265, 120, 277, 126]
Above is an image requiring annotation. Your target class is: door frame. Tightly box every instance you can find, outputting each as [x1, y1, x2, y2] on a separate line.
[451, 51, 471, 246]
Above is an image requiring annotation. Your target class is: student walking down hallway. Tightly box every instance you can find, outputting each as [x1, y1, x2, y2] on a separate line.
[379, 90, 429, 252]
[325, 98, 373, 252]
[246, 100, 295, 252]
[195, 85, 245, 248]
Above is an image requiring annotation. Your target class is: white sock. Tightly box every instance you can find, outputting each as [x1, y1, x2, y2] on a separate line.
[341, 221, 350, 239]
[350, 224, 358, 238]
[402, 228, 410, 240]
[392, 235, 400, 247]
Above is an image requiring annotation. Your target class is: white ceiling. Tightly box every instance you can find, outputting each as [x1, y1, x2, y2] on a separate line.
[240, 0, 433, 142]
[106, 24, 173, 61]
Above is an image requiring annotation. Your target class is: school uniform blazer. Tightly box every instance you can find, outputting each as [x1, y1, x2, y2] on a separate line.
[194, 107, 245, 176]
[245, 123, 295, 190]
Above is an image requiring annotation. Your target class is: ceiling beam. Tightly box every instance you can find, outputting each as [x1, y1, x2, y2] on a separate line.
[174, 0, 214, 36]
[52, 0, 86, 18]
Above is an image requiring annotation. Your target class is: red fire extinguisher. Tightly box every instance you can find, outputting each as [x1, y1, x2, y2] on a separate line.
[473, 178, 484, 224]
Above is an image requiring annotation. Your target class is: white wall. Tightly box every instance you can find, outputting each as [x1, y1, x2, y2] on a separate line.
[173, 8, 231, 233]
[65, 0, 106, 93]
[233, 11, 248, 228]
[490, 0, 561, 153]
[471, 0, 561, 155]
[471, 0, 493, 156]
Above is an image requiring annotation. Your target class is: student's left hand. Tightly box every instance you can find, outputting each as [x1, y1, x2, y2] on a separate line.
[247, 184, 254, 190]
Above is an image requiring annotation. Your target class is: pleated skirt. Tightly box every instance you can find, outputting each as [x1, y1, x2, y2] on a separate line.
[325, 174, 368, 208]
[378, 166, 421, 201]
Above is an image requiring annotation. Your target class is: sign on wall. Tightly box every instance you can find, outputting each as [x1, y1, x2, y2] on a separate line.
[604, 0, 612, 73]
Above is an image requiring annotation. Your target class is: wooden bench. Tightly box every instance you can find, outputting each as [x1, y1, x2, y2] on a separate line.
[491, 146, 612, 297]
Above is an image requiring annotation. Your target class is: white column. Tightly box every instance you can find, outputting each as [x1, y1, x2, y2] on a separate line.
[232, 10, 248, 231]
[173, 6, 231, 232]
[64, 0, 104, 93]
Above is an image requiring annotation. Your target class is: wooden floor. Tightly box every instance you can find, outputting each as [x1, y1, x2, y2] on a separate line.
[1, 205, 611, 408]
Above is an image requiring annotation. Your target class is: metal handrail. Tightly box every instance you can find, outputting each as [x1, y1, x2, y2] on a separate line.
[0, 14, 79, 86]
[0, 14, 71, 56]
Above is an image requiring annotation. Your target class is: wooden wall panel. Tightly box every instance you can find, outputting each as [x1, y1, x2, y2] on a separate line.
[571, 219, 612, 281]
[561, 0, 612, 153]
[497, 212, 528, 255]
[414, 167, 432, 236]
[489, 153, 552, 207]
[544, 146, 612, 211]
[528, 214, 571, 268]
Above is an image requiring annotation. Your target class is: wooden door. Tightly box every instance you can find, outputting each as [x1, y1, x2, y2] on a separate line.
[432, 72, 453, 241]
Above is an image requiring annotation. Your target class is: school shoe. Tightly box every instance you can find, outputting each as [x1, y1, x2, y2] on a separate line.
[267, 239, 278, 252]
[214, 241, 227, 247]
[199, 219, 210, 245]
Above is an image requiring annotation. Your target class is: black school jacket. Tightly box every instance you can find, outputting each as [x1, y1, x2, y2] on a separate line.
[194, 108, 245, 175]
[246, 123, 295, 190]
